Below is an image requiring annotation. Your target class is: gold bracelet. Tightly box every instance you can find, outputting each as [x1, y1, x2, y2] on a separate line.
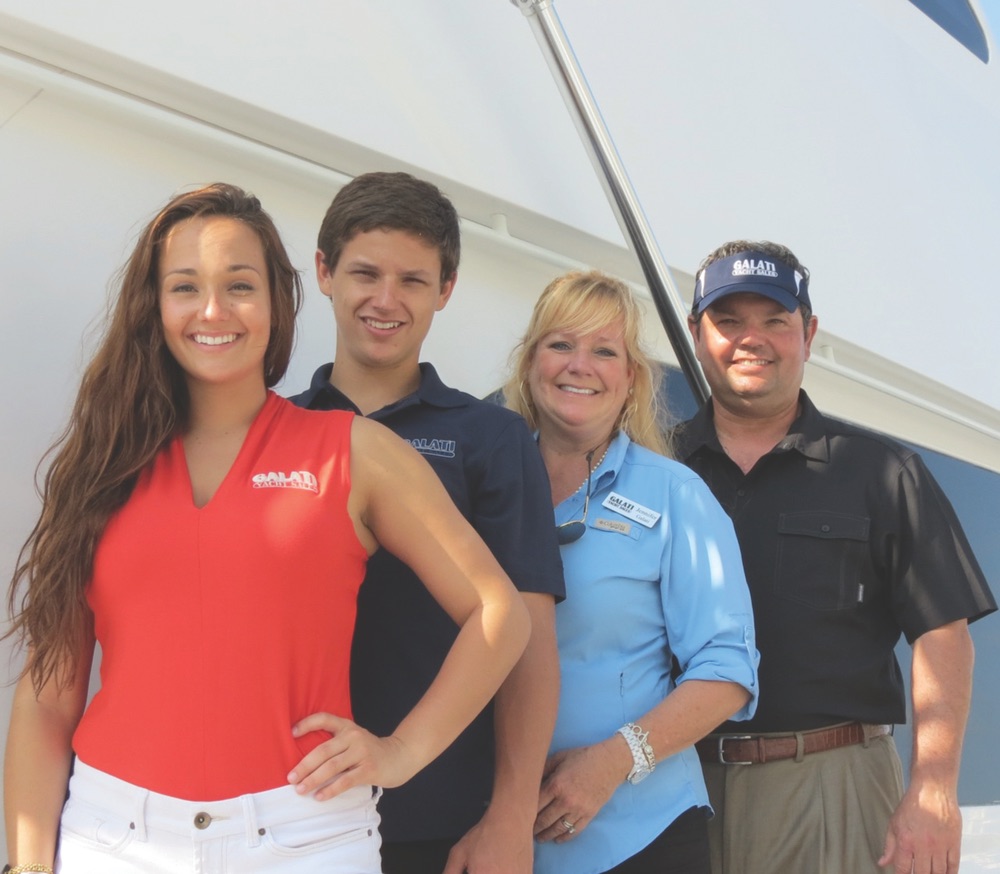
[3, 864, 55, 873]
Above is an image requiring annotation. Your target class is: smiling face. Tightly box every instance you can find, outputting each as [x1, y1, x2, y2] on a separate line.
[158, 216, 271, 392]
[690, 292, 817, 419]
[317, 228, 454, 377]
[528, 318, 634, 447]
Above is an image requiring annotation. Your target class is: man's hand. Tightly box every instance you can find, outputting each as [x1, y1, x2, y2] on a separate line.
[443, 806, 533, 874]
[879, 775, 962, 874]
[880, 620, 975, 873]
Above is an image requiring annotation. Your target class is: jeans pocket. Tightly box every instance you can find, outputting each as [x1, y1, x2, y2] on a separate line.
[262, 812, 377, 859]
[59, 795, 136, 852]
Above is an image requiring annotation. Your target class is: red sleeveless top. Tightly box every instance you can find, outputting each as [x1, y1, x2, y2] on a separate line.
[74, 393, 367, 800]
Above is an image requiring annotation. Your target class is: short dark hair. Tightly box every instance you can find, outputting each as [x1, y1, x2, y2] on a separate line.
[693, 239, 813, 331]
[316, 172, 461, 284]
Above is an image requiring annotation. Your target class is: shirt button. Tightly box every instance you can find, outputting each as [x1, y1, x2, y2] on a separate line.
[194, 812, 212, 829]
[736, 489, 746, 497]
[821, 524, 831, 533]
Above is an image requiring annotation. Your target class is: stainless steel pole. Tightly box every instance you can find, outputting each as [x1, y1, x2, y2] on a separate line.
[511, 0, 710, 405]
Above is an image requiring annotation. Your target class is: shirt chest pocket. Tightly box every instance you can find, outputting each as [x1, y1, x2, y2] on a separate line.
[580, 517, 659, 585]
[774, 511, 871, 611]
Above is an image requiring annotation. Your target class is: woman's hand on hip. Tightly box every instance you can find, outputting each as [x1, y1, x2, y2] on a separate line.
[287, 711, 414, 800]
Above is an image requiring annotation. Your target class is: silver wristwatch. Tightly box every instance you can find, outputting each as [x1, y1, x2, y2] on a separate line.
[617, 721, 656, 784]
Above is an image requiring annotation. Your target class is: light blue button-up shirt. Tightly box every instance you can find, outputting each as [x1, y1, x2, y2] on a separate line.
[535, 432, 759, 874]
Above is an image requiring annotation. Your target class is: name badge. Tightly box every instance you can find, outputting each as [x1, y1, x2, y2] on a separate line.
[595, 518, 632, 536]
[602, 492, 660, 528]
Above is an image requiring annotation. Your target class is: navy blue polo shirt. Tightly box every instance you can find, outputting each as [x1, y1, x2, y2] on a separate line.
[289, 363, 564, 842]
[675, 391, 995, 733]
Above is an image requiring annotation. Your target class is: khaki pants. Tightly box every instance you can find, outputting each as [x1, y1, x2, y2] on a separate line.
[702, 733, 903, 874]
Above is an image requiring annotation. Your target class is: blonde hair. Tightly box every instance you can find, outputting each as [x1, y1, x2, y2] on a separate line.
[504, 270, 671, 457]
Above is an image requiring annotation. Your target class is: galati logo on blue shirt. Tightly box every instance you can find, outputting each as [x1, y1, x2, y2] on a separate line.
[602, 492, 661, 528]
[407, 437, 457, 458]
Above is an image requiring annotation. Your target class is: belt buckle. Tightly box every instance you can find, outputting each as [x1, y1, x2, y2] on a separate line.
[718, 735, 753, 765]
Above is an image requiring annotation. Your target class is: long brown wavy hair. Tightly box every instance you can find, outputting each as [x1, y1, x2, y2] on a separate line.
[6, 183, 303, 693]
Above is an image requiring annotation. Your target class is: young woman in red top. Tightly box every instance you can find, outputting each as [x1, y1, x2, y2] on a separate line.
[3, 183, 528, 873]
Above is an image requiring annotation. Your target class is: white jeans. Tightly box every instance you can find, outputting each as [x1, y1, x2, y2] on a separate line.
[57, 760, 382, 873]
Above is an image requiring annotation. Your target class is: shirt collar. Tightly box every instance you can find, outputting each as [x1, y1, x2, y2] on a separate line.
[675, 390, 830, 465]
[780, 391, 830, 463]
[408, 363, 467, 410]
[296, 362, 466, 415]
[294, 362, 344, 409]
[599, 430, 631, 486]
[532, 429, 630, 507]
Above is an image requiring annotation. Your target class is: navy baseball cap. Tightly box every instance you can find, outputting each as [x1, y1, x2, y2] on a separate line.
[693, 251, 810, 314]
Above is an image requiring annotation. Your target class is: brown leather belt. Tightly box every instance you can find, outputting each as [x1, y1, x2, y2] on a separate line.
[695, 722, 892, 765]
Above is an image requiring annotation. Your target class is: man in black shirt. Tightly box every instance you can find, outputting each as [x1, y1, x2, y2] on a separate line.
[288, 172, 564, 874]
[674, 239, 995, 874]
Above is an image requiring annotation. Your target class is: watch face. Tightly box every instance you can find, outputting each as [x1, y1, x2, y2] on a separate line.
[628, 766, 651, 785]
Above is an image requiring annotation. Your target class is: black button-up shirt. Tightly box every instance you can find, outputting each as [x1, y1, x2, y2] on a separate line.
[675, 391, 995, 732]
[289, 362, 564, 841]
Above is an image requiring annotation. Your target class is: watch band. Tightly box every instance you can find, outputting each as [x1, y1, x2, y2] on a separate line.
[617, 721, 656, 784]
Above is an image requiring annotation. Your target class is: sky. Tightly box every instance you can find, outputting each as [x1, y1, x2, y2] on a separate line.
[983, 0, 1000, 33]
[555, 1, 1000, 413]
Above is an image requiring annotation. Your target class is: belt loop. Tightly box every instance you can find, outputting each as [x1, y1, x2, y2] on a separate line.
[242, 794, 262, 848]
[794, 731, 805, 763]
[131, 788, 149, 841]
[863, 723, 872, 749]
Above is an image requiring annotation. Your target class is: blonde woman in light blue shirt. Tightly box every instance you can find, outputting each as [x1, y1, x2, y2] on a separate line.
[505, 270, 759, 874]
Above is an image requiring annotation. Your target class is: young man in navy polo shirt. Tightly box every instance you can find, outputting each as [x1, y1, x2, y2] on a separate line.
[288, 171, 564, 874]
[675, 239, 995, 874]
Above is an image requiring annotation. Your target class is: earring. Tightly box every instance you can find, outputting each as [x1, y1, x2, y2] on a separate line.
[620, 393, 639, 436]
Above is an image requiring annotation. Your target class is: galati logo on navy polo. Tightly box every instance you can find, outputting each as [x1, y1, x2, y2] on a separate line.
[407, 437, 457, 458]
[731, 258, 778, 278]
[251, 470, 319, 493]
[602, 492, 661, 528]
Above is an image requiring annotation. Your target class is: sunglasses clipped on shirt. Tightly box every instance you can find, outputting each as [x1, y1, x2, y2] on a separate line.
[556, 451, 595, 545]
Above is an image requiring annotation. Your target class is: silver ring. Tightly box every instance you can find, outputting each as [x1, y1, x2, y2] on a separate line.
[560, 817, 576, 835]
